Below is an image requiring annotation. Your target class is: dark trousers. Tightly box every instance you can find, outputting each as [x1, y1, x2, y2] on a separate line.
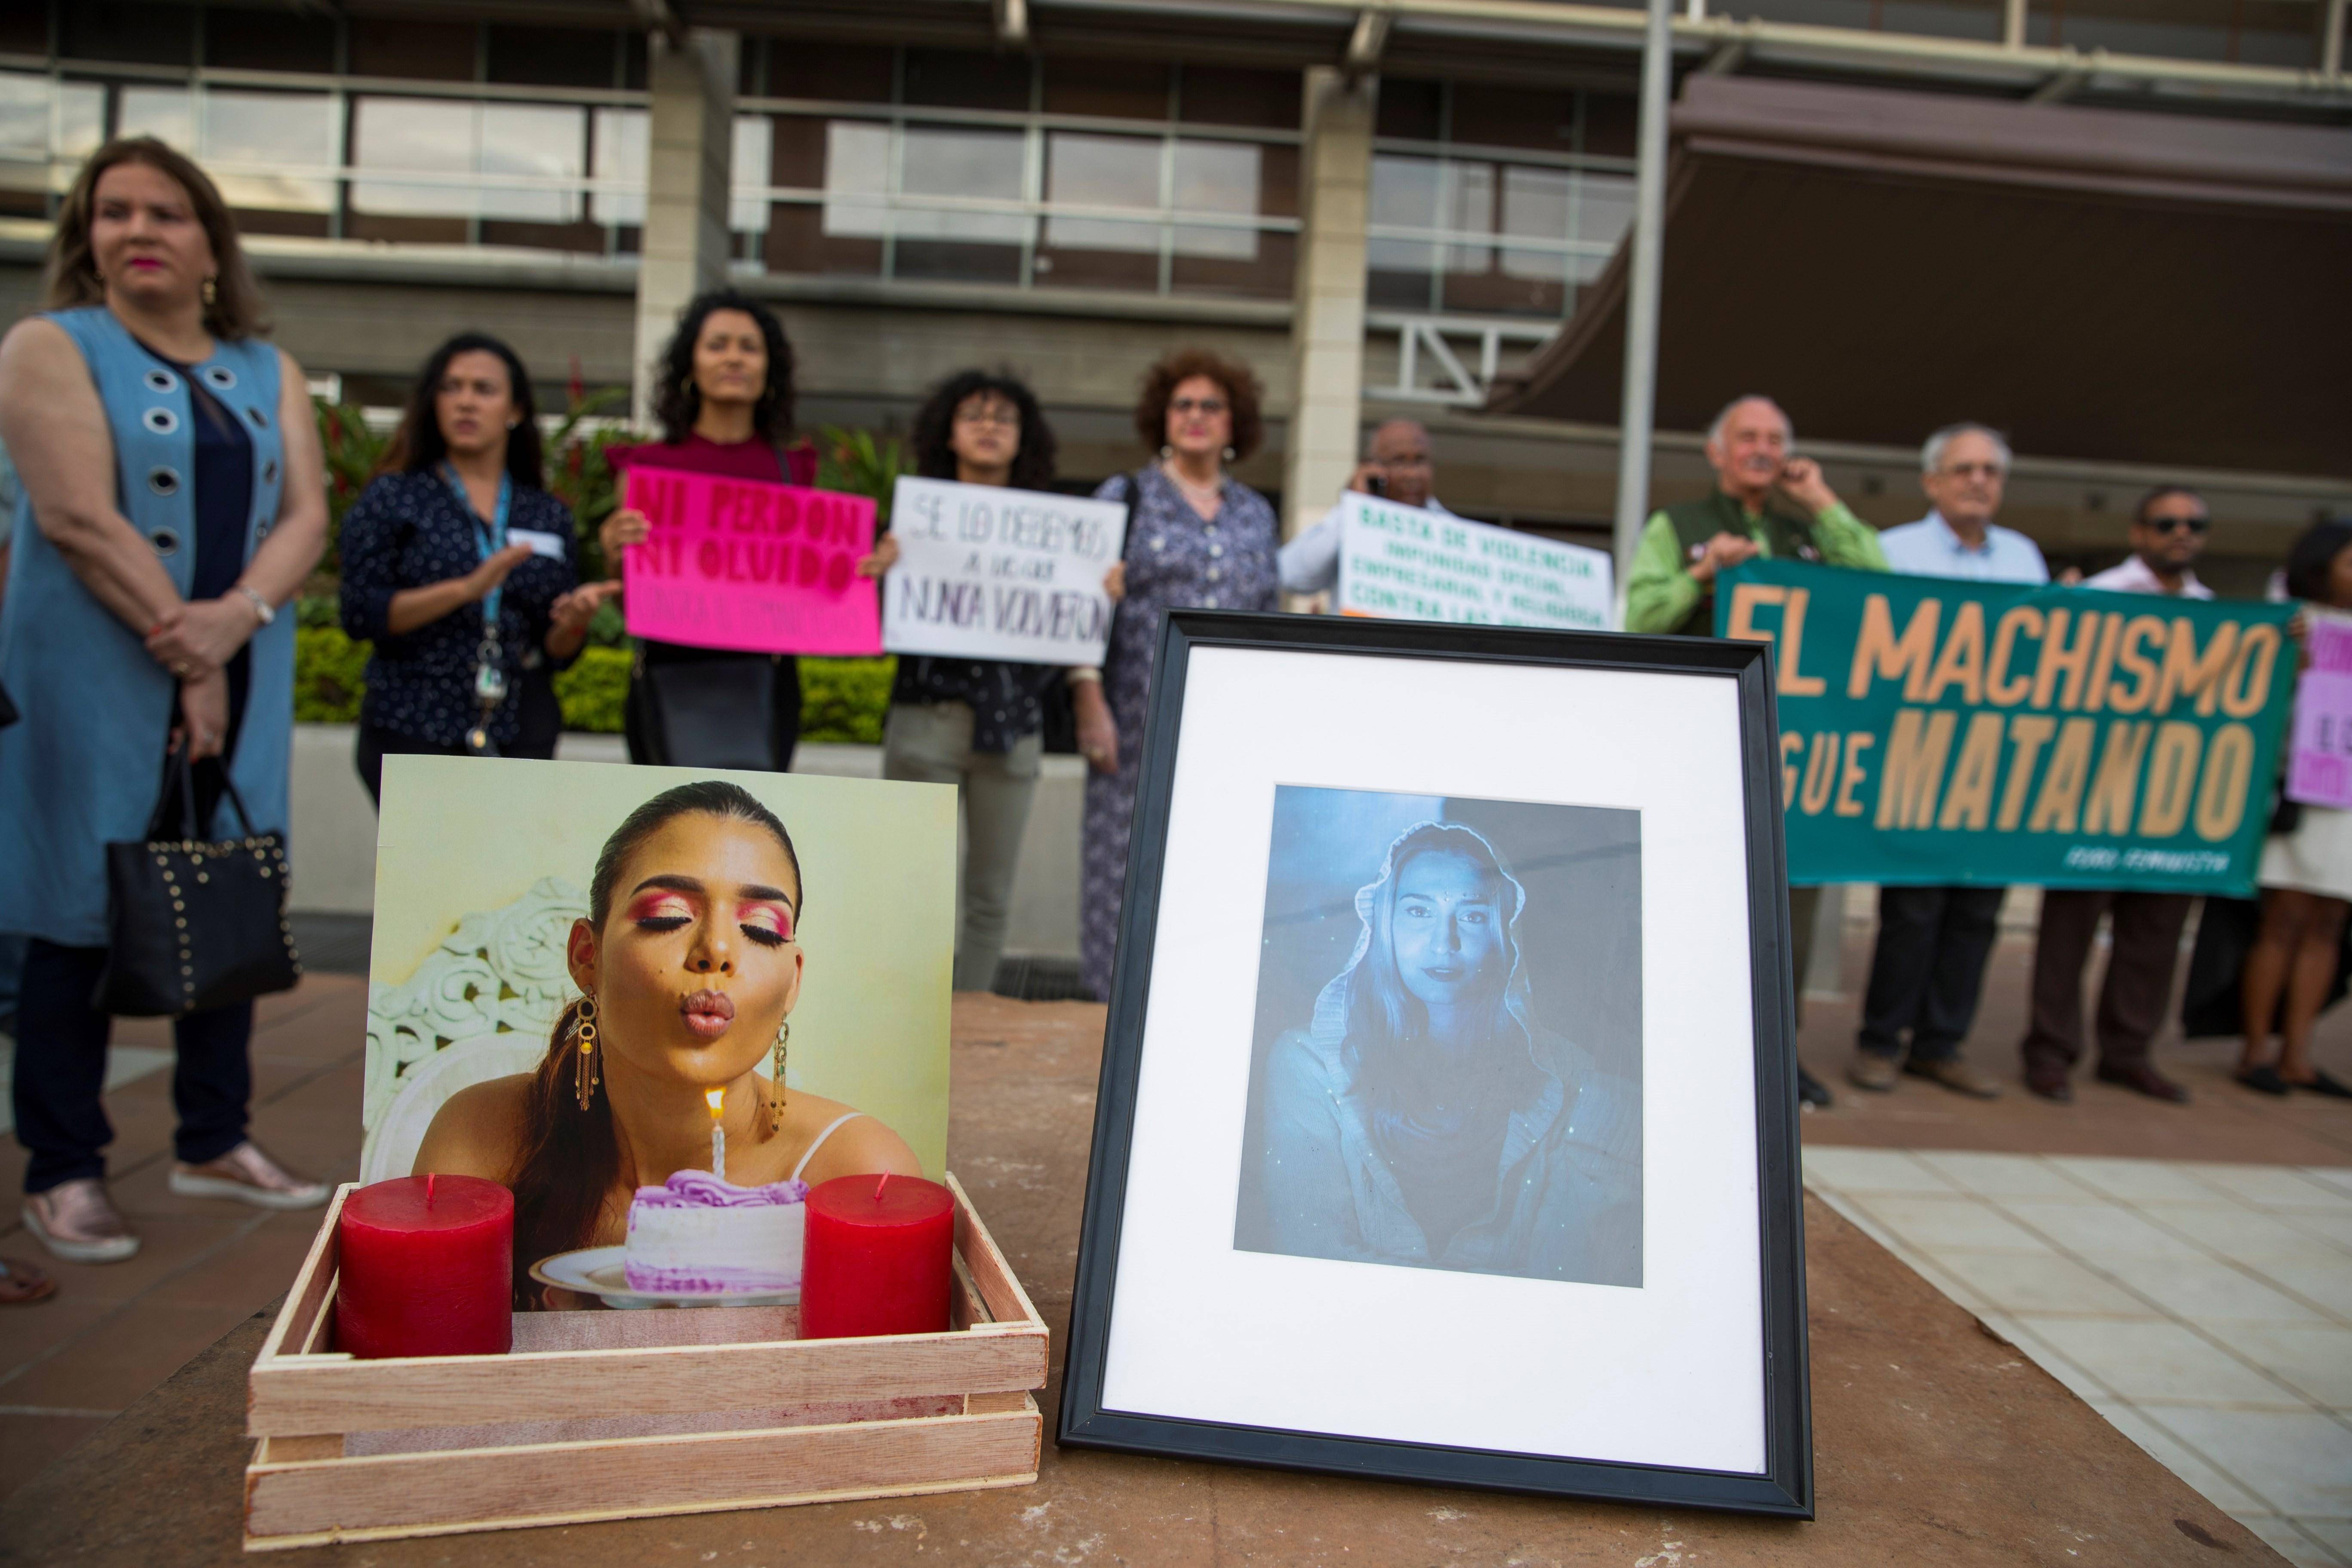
[13, 939, 253, 1194]
[1859, 884, 2008, 1063]
[355, 723, 467, 807]
[2023, 889, 2195, 1073]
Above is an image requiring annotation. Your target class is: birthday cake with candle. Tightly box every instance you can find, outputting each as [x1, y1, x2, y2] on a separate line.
[623, 1171, 808, 1294]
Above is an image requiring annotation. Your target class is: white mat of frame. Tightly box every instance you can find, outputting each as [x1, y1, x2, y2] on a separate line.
[1803, 1145, 2352, 1568]
[0, 1035, 174, 1137]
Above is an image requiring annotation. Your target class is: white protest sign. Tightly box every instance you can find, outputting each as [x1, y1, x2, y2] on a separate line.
[883, 477, 1128, 666]
[1335, 493, 1613, 631]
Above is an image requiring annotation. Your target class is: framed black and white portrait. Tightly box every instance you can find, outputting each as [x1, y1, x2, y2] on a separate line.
[1058, 612, 1811, 1517]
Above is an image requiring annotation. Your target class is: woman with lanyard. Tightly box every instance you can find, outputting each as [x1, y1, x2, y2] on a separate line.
[340, 332, 616, 803]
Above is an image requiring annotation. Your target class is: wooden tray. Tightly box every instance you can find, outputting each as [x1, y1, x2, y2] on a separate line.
[243, 1173, 1047, 1551]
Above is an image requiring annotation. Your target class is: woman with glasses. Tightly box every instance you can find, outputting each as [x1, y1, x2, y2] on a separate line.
[881, 371, 1060, 993]
[1072, 349, 1280, 1002]
[2240, 518, 2352, 1098]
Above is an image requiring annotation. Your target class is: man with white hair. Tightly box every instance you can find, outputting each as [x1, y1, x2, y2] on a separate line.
[1280, 417, 1450, 595]
[1626, 395, 1885, 1111]
[1846, 425, 2047, 1100]
[1624, 395, 1885, 637]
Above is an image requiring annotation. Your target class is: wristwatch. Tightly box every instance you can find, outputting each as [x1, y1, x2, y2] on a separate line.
[235, 584, 275, 626]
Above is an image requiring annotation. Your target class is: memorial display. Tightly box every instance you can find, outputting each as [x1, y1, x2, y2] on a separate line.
[1059, 610, 1813, 1518]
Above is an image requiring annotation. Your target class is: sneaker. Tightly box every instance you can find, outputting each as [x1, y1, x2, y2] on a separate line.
[1903, 1055, 2003, 1099]
[168, 1142, 330, 1211]
[22, 1179, 141, 1264]
[1846, 1053, 1901, 1093]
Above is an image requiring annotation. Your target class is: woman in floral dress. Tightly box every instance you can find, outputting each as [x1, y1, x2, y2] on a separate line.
[1072, 349, 1281, 1001]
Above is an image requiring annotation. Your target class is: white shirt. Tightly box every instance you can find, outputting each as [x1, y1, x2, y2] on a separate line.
[1877, 511, 2048, 584]
[2085, 554, 2214, 599]
[1278, 493, 1455, 595]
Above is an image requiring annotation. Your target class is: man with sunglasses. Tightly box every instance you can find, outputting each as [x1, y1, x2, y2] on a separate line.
[1847, 425, 2045, 1101]
[2021, 486, 2214, 1105]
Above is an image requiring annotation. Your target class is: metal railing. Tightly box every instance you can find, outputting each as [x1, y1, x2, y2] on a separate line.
[1368, 313, 1561, 405]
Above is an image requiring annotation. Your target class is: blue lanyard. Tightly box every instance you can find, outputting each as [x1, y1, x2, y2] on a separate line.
[441, 463, 512, 631]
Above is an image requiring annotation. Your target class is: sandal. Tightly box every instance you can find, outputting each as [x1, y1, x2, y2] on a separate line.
[0, 1255, 57, 1305]
[2292, 1069, 2352, 1099]
[2236, 1064, 2291, 1096]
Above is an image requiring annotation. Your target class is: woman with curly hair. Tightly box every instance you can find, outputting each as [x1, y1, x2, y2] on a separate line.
[597, 290, 886, 771]
[882, 369, 1062, 992]
[1073, 348, 1280, 1001]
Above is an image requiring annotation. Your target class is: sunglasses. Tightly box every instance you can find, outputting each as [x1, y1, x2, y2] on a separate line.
[2144, 514, 2210, 536]
[1170, 397, 1227, 416]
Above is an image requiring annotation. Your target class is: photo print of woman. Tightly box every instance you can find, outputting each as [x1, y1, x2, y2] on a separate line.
[1237, 786, 1642, 1286]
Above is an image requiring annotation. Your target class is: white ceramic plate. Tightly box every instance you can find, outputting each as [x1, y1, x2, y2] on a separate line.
[529, 1246, 801, 1310]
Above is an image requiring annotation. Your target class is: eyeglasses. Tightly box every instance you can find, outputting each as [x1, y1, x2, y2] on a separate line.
[1170, 396, 1227, 416]
[1938, 462, 2006, 479]
[954, 405, 1019, 428]
[2145, 514, 2210, 535]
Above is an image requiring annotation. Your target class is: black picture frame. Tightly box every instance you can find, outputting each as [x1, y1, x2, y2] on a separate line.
[1056, 609, 1812, 1518]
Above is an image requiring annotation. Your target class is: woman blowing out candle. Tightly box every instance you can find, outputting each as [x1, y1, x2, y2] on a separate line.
[412, 781, 922, 1305]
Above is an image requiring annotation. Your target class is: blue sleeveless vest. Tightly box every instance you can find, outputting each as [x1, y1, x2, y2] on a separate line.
[0, 307, 292, 946]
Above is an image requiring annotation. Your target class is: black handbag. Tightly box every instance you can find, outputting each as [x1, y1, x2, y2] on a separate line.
[640, 653, 778, 770]
[94, 749, 301, 1018]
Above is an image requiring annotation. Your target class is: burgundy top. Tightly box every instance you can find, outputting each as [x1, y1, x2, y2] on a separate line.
[608, 435, 820, 664]
[606, 433, 816, 487]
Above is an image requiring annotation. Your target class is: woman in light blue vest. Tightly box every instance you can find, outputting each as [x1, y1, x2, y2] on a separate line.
[0, 138, 331, 1265]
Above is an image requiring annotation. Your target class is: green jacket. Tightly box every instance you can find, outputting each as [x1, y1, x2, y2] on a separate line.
[1624, 492, 1886, 635]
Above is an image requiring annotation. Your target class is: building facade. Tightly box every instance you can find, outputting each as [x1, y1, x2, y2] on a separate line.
[3, 0, 2346, 586]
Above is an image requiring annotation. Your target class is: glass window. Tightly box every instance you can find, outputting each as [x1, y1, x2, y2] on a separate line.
[821, 119, 890, 239]
[351, 96, 475, 218]
[732, 114, 770, 235]
[593, 107, 646, 227]
[347, 20, 479, 83]
[205, 7, 337, 73]
[902, 49, 1031, 112]
[1171, 139, 1259, 260]
[478, 103, 585, 223]
[117, 86, 196, 152]
[62, 2, 195, 67]
[59, 82, 104, 160]
[201, 91, 336, 213]
[1041, 58, 1170, 119]
[1498, 164, 1568, 281]
[0, 74, 46, 161]
[1044, 132, 1158, 252]
[897, 124, 1025, 242]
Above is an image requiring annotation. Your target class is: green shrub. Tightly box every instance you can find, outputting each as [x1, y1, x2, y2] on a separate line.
[800, 657, 894, 745]
[554, 646, 629, 734]
[294, 625, 368, 724]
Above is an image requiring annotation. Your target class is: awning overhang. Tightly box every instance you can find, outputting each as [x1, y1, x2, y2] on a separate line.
[1486, 76, 2352, 480]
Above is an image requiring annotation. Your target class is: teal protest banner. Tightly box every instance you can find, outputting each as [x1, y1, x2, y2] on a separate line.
[1715, 560, 2295, 893]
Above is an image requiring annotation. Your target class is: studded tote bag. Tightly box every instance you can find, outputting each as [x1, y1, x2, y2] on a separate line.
[95, 748, 301, 1018]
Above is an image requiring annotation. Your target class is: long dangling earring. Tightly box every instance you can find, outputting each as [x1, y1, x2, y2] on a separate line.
[573, 996, 600, 1111]
[769, 1020, 789, 1132]
[202, 276, 217, 307]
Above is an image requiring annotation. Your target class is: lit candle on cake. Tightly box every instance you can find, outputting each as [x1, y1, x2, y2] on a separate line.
[334, 1174, 512, 1359]
[707, 1087, 726, 1180]
[799, 1173, 954, 1339]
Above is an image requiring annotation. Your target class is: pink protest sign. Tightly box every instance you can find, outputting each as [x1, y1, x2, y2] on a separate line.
[621, 468, 882, 656]
[2287, 613, 2352, 810]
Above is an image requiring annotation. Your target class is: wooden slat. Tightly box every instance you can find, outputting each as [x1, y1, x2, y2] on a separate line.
[258, 1435, 343, 1463]
[946, 1174, 1044, 1330]
[254, 1185, 347, 1366]
[244, 1406, 1041, 1544]
[949, 1253, 990, 1332]
[248, 1324, 1048, 1436]
[963, 1390, 1030, 1415]
[509, 1305, 797, 1353]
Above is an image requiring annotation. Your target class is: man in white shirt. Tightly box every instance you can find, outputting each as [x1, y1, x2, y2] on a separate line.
[1279, 418, 1452, 595]
[2023, 486, 2214, 1105]
[1850, 425, 2046, 1101]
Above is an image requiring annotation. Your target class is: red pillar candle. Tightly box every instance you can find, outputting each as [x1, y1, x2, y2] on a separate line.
[334, 1175, 513, 1360]
[799, 1174, 955, 1340]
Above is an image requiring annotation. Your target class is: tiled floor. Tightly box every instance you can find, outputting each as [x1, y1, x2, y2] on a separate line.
[1804, 1144, 2352, 1567]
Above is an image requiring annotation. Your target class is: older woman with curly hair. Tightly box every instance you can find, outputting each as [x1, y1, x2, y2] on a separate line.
[1073, 348, 1280, 1001]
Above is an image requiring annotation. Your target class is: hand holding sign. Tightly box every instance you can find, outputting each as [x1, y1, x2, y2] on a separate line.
[882, 477, 1127, 666]
[619, 469, 882, 657]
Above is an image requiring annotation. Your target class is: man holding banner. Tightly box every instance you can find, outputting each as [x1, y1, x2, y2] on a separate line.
[1846, 425, 2046, 1101]
[1634, 395, 1886, 1111]
[1278, 418, 1450, 596]
[2018, 487, 2217, 1104]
